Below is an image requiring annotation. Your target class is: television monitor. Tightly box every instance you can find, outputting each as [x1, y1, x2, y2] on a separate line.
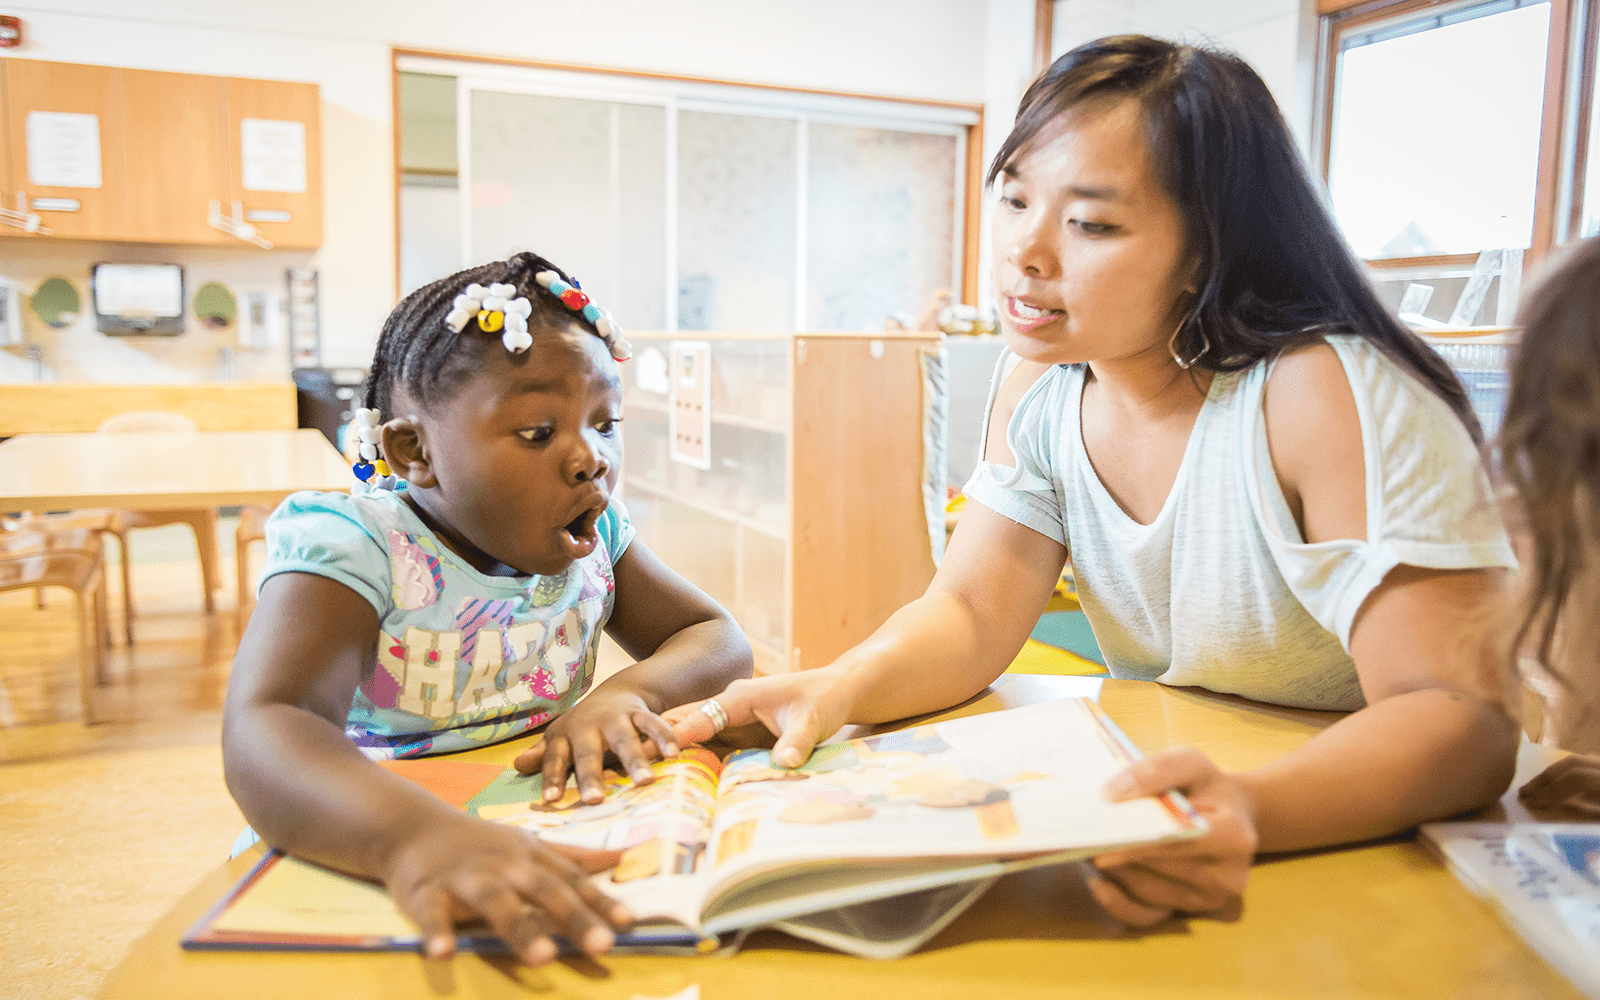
[91, 262, 185, 335]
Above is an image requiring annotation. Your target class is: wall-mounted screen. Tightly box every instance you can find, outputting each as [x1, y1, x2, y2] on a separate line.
[91, 262, 184, 335]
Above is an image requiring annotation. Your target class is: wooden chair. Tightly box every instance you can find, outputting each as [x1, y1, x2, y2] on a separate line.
[96, 410, 221, 614]
[0, 529, 111, 723]
[5, 509, 133, 644]
[234, 504, 271, 632]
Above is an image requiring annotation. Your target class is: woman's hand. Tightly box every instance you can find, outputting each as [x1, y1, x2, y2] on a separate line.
[663, 668, 855, 768]
[1518, 754, 1600, 815]
[381, 811, 630, 965]
[1088, 748, 1258, 927]
[512, 688, 679, 803]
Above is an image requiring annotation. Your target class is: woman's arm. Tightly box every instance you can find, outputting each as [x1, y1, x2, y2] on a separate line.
[223, 572, 628, 964]
[1238, 343, 1522, 852]
[513, 537, 755, 799]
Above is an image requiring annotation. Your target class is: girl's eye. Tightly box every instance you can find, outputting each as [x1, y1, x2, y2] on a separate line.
[1071, 219, 1116, 236]
[597, 418, 623, 436]
[518, 426, 553, 443]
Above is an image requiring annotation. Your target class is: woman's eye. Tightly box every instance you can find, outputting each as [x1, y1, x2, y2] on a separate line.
[518, 427, 553, 443]
[1071, 219, 1116, 236]
[999, 193, 1025, 211]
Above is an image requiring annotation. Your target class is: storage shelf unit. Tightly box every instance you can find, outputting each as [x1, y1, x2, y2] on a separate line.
[621, 331, 940, 675]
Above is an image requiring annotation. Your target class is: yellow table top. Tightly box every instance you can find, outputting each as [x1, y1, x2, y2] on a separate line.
[97, 674, 1585, 1000]
[0, 429, 350, 512]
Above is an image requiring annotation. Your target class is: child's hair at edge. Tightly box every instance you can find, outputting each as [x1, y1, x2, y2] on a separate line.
[990, 34, 1482, 444]
[363, 251, 598, 418]
[1502, 235, 1600, 683]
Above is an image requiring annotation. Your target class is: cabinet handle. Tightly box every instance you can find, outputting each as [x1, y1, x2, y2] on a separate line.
[207, 198, 274, 249]
[0, 192, 49, 234]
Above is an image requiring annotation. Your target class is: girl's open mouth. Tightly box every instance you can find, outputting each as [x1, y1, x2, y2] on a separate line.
[559, 504, 604, 557]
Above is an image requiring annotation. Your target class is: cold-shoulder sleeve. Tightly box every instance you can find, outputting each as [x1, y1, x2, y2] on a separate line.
[1244, 337, 1517, 649]
[259, 490, 394, 618]
[959, 350, 1072, 548]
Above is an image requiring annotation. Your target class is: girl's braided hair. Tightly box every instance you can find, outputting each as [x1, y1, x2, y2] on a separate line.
[363, 251, 602, 416]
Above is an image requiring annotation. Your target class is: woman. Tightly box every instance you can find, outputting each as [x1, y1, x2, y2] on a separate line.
[669, 35, 1523, 925]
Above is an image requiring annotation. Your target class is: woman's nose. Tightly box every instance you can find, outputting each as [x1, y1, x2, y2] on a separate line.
[1004, 214, 1058, 279]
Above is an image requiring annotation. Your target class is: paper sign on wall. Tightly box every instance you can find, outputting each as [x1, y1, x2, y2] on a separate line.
[26, 111, 102, 188]
[669, 341, 712, 471]
[240, 118, 307, 193]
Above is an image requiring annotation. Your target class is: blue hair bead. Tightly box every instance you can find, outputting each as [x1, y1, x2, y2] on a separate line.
[581, 303, 601, 323]
[353, 461, 374, 481]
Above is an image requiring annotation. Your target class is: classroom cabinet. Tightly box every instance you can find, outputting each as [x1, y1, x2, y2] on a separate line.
[621, 332, 942, 675]
[0, 57, 321, 247]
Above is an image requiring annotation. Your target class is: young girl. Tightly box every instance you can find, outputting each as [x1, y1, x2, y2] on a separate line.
[668, 35, 1522, 927]
[1500, 236, 1600, 813]
[223, 252, 752, 965]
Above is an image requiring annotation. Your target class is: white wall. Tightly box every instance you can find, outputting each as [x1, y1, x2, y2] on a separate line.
[5, 0, 993, 369]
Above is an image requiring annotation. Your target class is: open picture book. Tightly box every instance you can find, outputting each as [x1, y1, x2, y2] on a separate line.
[1420, 821, 1600, 998]
[184, 696, 1206, 959]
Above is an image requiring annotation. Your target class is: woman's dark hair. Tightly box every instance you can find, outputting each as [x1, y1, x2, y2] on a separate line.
[990, 34, 1481, 442]
[363, 251, 595, 417]
[1501, 236, 1600, 679]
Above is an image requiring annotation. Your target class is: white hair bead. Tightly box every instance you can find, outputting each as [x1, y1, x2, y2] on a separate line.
[489, 282, 516, 298]
[355, 408, 380, 426]
[357, 425, 382, 443]
[509, 297, 532, 318]
[445, 308, 472, 332]
[452, 294, 474, 311]
[358, 442, 378, 460]
[481, 296, 506, 313]
[534, 271, 558, 288]
[502, 329, 534, 353]
[596, 315, 614, 337]
[464, 283, 488, 299]
[505, 311, 527, 334]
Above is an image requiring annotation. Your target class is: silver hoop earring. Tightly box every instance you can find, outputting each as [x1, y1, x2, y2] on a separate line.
[1168, 320, 1210, 370]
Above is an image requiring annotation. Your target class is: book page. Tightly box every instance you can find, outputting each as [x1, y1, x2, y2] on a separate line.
[698, 698, 1201, 914]
[1421, 822, 1600, 998]
[479, 747, 723, 929]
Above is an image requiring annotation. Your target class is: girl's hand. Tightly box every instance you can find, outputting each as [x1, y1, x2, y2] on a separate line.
[1518, 754, 1600, 815]
[1088, 748, 1258, 927]
[512, 689, 679, 803]
[382, 811, 630, 965]
[663, 668, 853, 768]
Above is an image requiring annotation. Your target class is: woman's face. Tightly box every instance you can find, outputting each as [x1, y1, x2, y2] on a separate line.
[990, 96, 1196, 369]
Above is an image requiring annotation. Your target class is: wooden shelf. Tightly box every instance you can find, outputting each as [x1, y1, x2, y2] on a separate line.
[623, 477, 787, 540]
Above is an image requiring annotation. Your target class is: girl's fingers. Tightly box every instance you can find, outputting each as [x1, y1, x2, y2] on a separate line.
[539, 738, 573, 802]
[403, 883, 460, 960]
[512, 739, 545, 776]
[602, 717, 657, 786]
[629, 709, 680, 760]
[448, 874, 563, 965]
[1086, 870, 1173, 927]
[566, 731, 610, 803]
[496, 863, 616, 957]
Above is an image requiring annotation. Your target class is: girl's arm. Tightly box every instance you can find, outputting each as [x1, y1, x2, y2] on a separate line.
[513, 537, 754, 801]
[223, 572, 629, 965]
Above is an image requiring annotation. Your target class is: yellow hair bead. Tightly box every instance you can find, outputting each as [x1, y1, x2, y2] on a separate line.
[373, 459, 392, 477]
[476, 309, 504, 332]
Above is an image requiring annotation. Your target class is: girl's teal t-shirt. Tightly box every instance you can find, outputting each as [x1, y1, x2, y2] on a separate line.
[258, 488, 633, 758]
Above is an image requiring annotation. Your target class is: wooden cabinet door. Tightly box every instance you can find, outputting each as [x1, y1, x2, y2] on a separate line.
[2, 57, 125, 240]
[121, 69, 230, 245]
[224, 77, 321, 248]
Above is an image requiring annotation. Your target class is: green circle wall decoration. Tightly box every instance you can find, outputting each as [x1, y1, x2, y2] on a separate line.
[31, 277, 80, 328]
[194, 282, 237, 330]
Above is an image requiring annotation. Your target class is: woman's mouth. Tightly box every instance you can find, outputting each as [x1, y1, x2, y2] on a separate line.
[1004, 296, 1064, 332]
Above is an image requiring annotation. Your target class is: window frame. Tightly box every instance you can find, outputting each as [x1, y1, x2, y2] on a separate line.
[390, 48, 985, 324]
[1315, 0, 1593, 270]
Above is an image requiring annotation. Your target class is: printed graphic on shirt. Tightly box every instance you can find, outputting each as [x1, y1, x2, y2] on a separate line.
[388, 530, 443, 610]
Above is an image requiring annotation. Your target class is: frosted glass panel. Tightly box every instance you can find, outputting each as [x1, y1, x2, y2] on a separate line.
[470, 93, 665, 330]
[678, 111, 796, 331]
[808, 124, 957, 331]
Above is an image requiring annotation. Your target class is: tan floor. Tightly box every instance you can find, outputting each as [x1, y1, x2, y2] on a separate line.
[0, 518, 631, 1000]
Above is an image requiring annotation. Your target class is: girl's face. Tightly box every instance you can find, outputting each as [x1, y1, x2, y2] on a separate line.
[408, 326, 623, 577]
[990, 97, 1196, 368]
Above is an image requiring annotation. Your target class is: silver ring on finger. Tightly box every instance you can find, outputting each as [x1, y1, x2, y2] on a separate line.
[699, 698, 730, 734]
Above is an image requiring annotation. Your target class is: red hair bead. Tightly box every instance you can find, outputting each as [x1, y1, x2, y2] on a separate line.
[560, 287, 589, 310]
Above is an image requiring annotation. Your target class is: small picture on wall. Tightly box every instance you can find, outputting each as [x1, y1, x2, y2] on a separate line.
[669, 340, 712, 470]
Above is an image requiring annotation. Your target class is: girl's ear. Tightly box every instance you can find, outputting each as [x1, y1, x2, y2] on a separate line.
[382, 415, 436, 488]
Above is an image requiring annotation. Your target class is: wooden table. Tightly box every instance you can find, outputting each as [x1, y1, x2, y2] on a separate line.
[0, 429, 350, 512]
[97, 675, 1585, 1000]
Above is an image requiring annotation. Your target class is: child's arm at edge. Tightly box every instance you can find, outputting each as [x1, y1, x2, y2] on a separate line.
[514, 537, 753, 800]
[222, 571, 630, 965]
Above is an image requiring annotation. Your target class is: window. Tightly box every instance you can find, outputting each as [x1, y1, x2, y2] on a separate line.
[395, 55, 981, 334]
